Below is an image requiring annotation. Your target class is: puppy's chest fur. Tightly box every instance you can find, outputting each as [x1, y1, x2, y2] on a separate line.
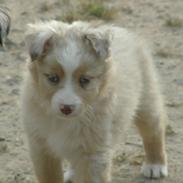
[46, 115, 112, 159]
[47, 123, 81, 159]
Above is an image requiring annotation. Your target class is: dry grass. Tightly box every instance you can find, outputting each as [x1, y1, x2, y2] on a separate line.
[156, 49, 170, 58]
[39, 2, 54, 12]
[60, 0, 117, 22]
[166, 124, 176, 136]
[165, 16, 183, 28]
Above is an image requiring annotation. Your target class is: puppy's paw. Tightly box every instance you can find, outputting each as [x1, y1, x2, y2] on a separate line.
[141, 163, 168, 178]
[64, 169, 74, 183]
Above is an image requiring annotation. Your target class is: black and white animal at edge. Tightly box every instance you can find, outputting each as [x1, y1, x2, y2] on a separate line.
[0, 7, 11, 47]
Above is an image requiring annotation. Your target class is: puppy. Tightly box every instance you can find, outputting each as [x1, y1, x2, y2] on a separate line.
[21, 20, 168, 183]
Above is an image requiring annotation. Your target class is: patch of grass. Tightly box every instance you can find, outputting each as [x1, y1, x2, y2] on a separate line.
[113, 152, 128, 164]
[165, 17, 183, 28]
[129, 154, 144, 166]
[40, 3, 53, 12]
[83, 2, 116, 20]
[87, 3, 107, 18]
[61, 10, 78, 23]
[166, 124, 176, 136]
[60, 0, 117, 22]
[156, 49, 170, 58]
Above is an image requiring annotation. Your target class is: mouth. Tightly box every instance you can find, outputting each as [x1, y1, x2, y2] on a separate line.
[54, 113, 81, 121]
[54, 108, 83, 120]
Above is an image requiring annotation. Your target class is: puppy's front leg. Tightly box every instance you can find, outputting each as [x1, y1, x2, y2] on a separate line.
[73, 153, 111, 183]
[29, 138, 63, 183]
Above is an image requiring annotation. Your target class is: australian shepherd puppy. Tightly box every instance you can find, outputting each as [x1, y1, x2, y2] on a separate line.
[21, 20, 168, 183]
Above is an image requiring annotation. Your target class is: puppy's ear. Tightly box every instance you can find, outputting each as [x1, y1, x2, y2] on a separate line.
[83, 32, 110, 60]
[25, 29, 55, 61]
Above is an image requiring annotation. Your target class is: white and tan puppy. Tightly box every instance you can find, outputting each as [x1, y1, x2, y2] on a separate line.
[21, 20, 168, 183]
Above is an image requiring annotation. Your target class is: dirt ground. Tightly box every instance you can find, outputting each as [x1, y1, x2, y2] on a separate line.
[0, 0, 183, 182]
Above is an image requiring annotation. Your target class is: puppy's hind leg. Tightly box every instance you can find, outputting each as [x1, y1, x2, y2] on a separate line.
[136, 107, 168, 178]
[134, 46, 168, 179]
[135, 91, 168, 179]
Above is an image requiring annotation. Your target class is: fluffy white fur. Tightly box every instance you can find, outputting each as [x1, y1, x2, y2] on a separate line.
[21, 20, 168, 183]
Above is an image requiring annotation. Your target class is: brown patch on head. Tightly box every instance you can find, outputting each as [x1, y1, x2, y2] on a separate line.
[49, 63, 64, 79]
[73, 64, 89, 81]
[72, 57, 112, 105]
[28, 59, 65, 102]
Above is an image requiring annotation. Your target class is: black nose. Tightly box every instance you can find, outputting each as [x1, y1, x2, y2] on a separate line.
[60, 105, 74, 115]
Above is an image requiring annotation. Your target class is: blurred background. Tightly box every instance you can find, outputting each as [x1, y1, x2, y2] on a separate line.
[0, 0, 183, 182]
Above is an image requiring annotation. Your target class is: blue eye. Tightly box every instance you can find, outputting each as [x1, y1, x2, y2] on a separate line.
[79, 75, 90, 88]
[44, 73, 60, 85]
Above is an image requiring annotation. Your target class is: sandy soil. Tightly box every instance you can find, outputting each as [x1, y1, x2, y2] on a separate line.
[0, 0, 183, 182]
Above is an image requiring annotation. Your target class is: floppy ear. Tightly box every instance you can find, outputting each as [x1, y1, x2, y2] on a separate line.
[25, 30, 55, 61]
[83, 32, 110, 60]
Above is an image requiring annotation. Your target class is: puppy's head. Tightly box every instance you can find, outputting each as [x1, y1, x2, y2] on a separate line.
[26, 21, 111, 118]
